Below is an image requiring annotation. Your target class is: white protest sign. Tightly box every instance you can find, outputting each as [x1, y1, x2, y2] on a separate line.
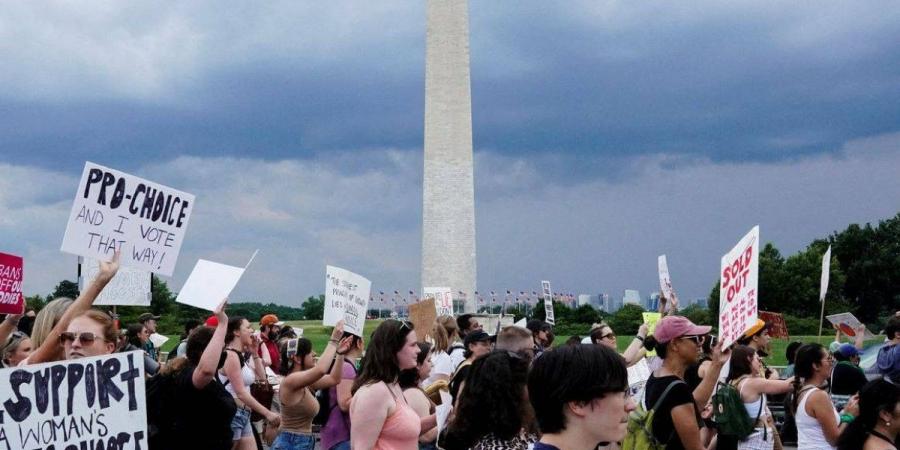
[80, 257, 152, 306]
[149, 333, 170, 349]
[514, 317, 527, 328]
[541, 280, 555, 325]
[323, 266, 371, 337]
[658, 254, 676, 302]
[718, 226, 760, 349]
[826, 312, 876, 340]
[0, 351, 146, 449]
[176, 251, 257, 311]
[423, 287, 454, 317]
[627, 358, 652, 400]
[820, 245, 831, 302]
[61, 162, 195, 276]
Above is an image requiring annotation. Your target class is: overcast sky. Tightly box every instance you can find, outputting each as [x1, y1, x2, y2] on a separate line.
[2, 1, 899, 306]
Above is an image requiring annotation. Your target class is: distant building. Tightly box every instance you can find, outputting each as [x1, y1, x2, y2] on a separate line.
[693, 297, 708, 309]
[646, 292, 660, 311]
[578, 294, 591, 307]
[623, 289, 641, 305]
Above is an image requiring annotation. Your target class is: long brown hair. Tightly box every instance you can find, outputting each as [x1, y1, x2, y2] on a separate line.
[351, 320, 415, 394]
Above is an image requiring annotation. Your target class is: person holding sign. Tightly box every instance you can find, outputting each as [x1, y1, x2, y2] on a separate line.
[641, 316, 730, 450]
[351, 320, 435, 450]
[272, 321, 354, 450]
[219, 316, 281, 449]
[62, 309, 118, 359]
[588, 322, 649, 367]
[25, 251, 120, 365]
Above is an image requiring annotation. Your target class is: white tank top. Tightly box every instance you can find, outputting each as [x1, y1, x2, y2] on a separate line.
[217, 351, 256, 398]
[795, 387, 838, 450]
[738, 379, 767, 422]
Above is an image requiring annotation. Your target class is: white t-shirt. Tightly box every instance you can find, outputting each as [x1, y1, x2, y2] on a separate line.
[448, 345, 466, 371]
[423, 351, 454, 387]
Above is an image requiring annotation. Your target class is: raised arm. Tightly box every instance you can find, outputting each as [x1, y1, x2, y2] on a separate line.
[222, 348, 280, 426]
[29, 251, 120, 364]
[622, 323, 649, 366]
[282, 322, 349, 392]
[693, 341, 728, 407]
[193, 300, 228, 388]
[0, 312, 23, 346]
[853, 325, 865, 350]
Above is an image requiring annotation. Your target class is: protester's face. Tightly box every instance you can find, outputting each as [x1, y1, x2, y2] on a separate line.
[237, 319, 253, 347]
[64, 316, 114, 359]
[675, 335, 703, 363]
[8, 337, 32, 366]
[468, 318, 482, 332]
[417, 350, 433, 381]
[754, 330, 770, 351]
[814, 350, 834, 375]
[145, 319, 157, 333]
[396, 331, 420, 370]
[139, 326, 151, 344]
[598, 327, 617, 350]
[303, 350, 316, 369]
[751, 354, 762, 375]
[537, 330, 549, 345]
[470, 340, 492, 359]
[578, 391, 636, 443]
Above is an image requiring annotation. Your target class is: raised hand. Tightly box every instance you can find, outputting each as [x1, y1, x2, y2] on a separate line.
[214, 299, 228, 324]
[330, 320, 345, 341]
[97, 250, 121, 282]
[337, 335, 354, 355]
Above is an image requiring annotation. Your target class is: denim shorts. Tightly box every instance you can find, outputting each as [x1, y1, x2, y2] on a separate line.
[230, 407, 253, 440]
[272, 430, 316, 450]
[329, 441, 351, 450]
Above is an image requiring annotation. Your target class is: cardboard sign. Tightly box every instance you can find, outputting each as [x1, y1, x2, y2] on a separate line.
[826, 312, 876, 340]
[718, 226, 760, 349]
[820, 245, 831, 302]
[323, 265, 371, 337]
[642, 312, 661, 356]
[758, 311, 789, 338]
[658, 255, 676, 303]
[423, 287, 453, 317]
[0, 351, 146, 449]
[61, 162, 195, 276]
[80, 257, 152, 306]
[410, 298, 438, 343]
[176, 251, 257, 311]
[541, 280, 555, 325]
[0, 252, 24, 314]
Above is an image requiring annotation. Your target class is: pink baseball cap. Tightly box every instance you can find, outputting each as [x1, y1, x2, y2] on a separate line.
[653, 316, 711, 344]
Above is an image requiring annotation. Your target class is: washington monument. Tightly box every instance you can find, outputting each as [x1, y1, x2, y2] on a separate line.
[422, 0, 477, 313]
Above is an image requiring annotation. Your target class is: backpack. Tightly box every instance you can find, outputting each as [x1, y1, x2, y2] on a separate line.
[711, 376, 761, 440]
[312, 359, 357, 426]
[622, 380, 684, 450]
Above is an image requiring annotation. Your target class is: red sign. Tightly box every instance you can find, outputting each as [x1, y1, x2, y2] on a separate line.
[758, 311, 789, 339]
[0, 252, 25, 314]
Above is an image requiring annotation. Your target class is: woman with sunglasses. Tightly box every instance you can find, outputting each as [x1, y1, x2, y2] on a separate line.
[0, 329, 31, 367]
[791, 343, 859, 449]
[641, 316, 728, 450]
[271, 322, 354, 450]
[351, 320, 435, 450]
[61, 309, 118, 359]
[123, 323, 160, 376]
[588, 322, 649, 367]
[27, 251, 120, 365]
[220, 316, 281, 450]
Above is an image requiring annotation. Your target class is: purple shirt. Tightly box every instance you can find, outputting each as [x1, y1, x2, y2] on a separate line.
[320, 360, 357, 450]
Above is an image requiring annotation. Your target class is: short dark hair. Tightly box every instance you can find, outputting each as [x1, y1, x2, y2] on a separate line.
[181, 319, 201, 340]
[185, 326, 215, 366]
[885, 316, 900, 340]
[457, 314, 475, 335]
[736, 321, 770, 346]
[528, 344, 628, 434]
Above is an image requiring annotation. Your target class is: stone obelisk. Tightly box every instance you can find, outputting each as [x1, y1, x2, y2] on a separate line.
[422, 0, 477, 313]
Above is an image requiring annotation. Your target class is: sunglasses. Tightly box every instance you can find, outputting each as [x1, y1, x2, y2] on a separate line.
[602, 333, 616, 340]
[59, 332, 104, 345]
[680, 335, 705, 345]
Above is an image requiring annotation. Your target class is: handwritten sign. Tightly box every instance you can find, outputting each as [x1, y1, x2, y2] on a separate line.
[718, 226, 760, 349]
[627, 358, 652, 400]
[61, 162, 195, 276]
[176, 252, 257, 311]
[0, 252, 24, 315]
[758, 311, 789, 338]
[80, 257, 151, 306]
[541, 280, 555, 325]
[423, 287, 453, 317]
[410, 299, 438, 343]
[820, 245, 831, 302]
[323, 266, 371, 337]
[658, 255, 676, 303]
[826, 312, 876, 340]
[0, 351, 146, 449]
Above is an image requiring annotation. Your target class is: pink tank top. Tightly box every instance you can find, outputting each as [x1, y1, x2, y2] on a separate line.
[375, 386, 421, 450]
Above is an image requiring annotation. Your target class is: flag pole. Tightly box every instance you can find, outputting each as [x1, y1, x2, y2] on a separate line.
[818, 296, 826, 338]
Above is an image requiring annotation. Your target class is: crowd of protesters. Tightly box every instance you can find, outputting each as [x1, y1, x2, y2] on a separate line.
[2, 255, 900, 450]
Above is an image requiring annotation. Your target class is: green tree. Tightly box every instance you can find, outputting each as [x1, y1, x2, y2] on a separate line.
[608, 303, 645, 337]
[47, 280, 80, 301]
[25, 294, 46, 312]
[300, 295, 325, 320]
[680, 304, 711, 328]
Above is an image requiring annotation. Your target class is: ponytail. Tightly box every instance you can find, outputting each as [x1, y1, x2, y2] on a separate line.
[643, 335, 668, 358]
[836, 380, 900, 450]
[791, 343, 825, 414]
[790, 375, 802, 414]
